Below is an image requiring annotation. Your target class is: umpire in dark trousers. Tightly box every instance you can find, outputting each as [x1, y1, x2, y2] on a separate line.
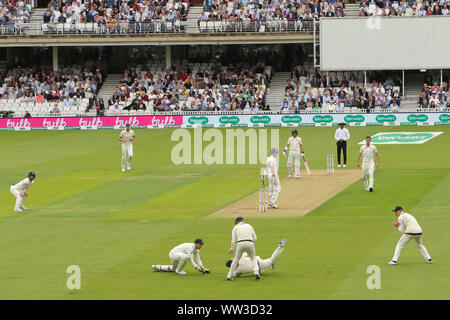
[334, 122, 350, 168]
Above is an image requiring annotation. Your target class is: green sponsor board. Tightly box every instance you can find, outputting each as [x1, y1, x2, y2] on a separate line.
[219, 116, 240, 125]
[250, 115, 271, 124]
[439, 114, 450, 122]
[375, 114, 397, 123]
[281, 115, 302, 124]
[344, 115, 365, 123]
[407, 114, 429, 122]
[358, 132, 443, 144]
[312, 115, 333, 123]
[187, 116, 209, 125]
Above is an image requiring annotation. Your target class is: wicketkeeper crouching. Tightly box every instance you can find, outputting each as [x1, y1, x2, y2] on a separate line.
[152, 238, 210, 275]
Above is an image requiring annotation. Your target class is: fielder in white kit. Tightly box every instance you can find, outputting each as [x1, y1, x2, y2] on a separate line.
[152, 238, 210, 275]
[356, 136, 380, 192]
[389, 206, 433, 265]
[227, 217, 260, 281]
[10, 171, 35, 212]
[118, 123, 135, 172]
[283, 129, 304, 178]
[266, 147, 281, 209]
[225, 239, 287, 277]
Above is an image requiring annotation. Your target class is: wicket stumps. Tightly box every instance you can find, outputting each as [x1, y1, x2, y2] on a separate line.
[326, 153, 335, 174]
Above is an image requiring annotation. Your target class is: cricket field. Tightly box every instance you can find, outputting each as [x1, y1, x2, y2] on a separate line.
[0, 125, 449, 299]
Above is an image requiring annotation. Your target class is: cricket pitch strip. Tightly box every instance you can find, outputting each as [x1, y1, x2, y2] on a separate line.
[212, 169, 361, 217]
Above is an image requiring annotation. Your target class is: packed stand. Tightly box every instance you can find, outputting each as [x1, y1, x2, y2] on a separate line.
[0, 0, 31, 35]
[106, 61, 271, 113]
[280, 67, 403, 111]
[42, 0, 189, 33]
[198, 0, 345, 32]
[418, 76, 449, 108]
[0, 64, 105, 117]
[358, 0, 449, 16]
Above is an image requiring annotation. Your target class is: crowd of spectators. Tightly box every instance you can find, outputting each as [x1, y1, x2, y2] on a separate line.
[419, 80, 449, 108]
[280, 68, 403, 111]
[0, 0, 31, 33]
[107, 63, 270, 112]
[358, 0, 449, 16]
[42, 0, 189, 30]
[199, 0, 346, 32]
[0, 64, 104, 109]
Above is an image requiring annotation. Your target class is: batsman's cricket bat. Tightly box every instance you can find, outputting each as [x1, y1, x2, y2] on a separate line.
[302, 156, 311, 175]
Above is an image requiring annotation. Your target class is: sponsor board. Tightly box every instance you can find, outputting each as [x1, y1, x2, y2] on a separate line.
[0, 116, 183, 129]
[1, 113, 449, 130]
[358, 132, 444, 144]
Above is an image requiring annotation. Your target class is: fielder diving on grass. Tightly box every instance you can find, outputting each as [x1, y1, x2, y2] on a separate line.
[226, 239, 287, 277]
[10, 171, 35, 212]
[389, 206, 433, 265]
[152, 238, 210, 275]
[118, 123, 136, 172]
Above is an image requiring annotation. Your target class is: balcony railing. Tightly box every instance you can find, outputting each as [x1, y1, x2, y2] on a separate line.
[0, 20, 317, 37]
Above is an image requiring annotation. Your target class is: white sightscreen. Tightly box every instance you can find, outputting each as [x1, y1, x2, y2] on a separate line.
[320, 16, 450, 71]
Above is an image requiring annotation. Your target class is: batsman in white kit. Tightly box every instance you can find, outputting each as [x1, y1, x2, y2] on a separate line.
[10, 171, 35, 212]
[226, 239, 287, 277]
[283, 129, 305, 178]
[118, 123, 135, 172]
[266, 147, 281, 209]
[389, 206, 433, 265]
[356, 136, 380, 192]
[227, 216, 260, 281]
[152, 238, 210, 275]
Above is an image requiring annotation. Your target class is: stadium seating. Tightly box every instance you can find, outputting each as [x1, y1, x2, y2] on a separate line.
[105, 62, 272, 114]
[0, 64, 104, 117]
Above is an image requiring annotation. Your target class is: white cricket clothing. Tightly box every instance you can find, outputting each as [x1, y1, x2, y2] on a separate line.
[334, 128, 350, 141]
[228, 222, 259, 278]
[120, 129, 135, 170]
[233, 246, 284, 276]
[391, 212, 431, 262]
[120, 129, 136, 146]
[287, 136, 302, 153]
[230, 222, 257, 250]
[397, 211, 422, 234]
[265, 155, 278, 177]
[10, 177, 33, 211]
[12, 177, 33, 193]
[287, 136, 302, 177]
[269, 175, 281, 204]
[360, 144, 377, 164]
[169, 242, 203, 271]
[360, 144, 377, 189]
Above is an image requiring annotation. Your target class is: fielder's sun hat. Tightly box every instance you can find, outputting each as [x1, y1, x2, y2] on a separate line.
[235, 216, 244, 222]
[339, 122, 346, 125]
[392, 206, 403, 212]
[194, 238, 204, 245]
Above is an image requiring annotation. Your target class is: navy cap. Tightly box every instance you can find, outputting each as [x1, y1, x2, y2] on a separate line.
[392, 206, 403, 212]
[235, 216, 244, 222]
[194, 238, 204, 245]
[125, 123, 131, 126]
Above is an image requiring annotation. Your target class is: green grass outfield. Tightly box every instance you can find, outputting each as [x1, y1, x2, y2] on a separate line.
[0, 125, 449, 300]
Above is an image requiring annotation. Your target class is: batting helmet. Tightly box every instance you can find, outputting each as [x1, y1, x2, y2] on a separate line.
[225, 259, 233, 268]
[28, 171, 36, 179]
[292, 129, 298, 135]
